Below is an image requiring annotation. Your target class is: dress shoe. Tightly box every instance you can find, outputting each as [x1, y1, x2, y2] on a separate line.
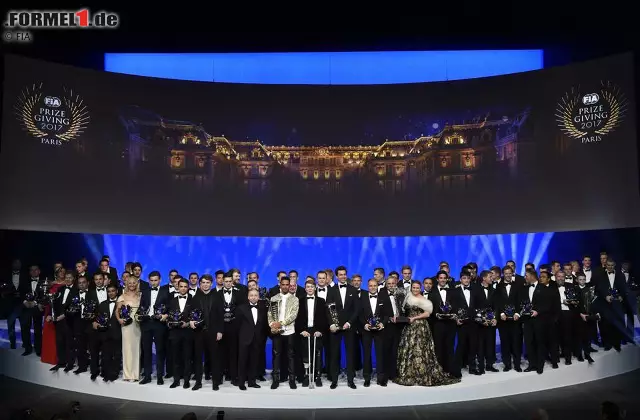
[192, 382, 202, 391]
[74, 368, 87, 375]
[486, 366, 499, 372]
[330, 382, 338, 389]
[239, 384, 247, 391]
[565, 360, 572, 366]
[90, 374, 98, 381]
[183, 381, 190, 389]
[503, 366, 512, 372]
[614, 345, 621, 352]
[270, 381, 279, 390]
[140, 377, 151, 385]
[170, 381, 180, 388]
[103, 377, 110, 383]
[577, 356, 584, 362]
[302, 377, 309, 387]
[50, 365, 61, 372]
[35, 352, 40, 357]
[21, 350, 32, 356]
[157, 378, 164, 385]
[586, 355, 595, 364]
[380, 380, 388, 387]
[231, 380, 238, 387]
[315, 378, 323, 387]
[536, 368, 544, 374]
[524, 366, 536, 372]
[363, 379, 371, 387]
[514, 366, 522, 372]
[347, 381, 356, 389]
[248, 383, 260, 389]
[164, 373, 172, 379]
[552, 363, 559, 369]
[469, 369, 482, 375]
[257, 376, 266, 382]
[63, 366, 74, 373]
[205, 374, 211, 381]
[212, 384, 219, 391]
[289, 380, 297, 390]
[604, 346, 612, 351]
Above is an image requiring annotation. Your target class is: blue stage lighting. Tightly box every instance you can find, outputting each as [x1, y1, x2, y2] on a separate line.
[104, 50, 544, 84]
[99, 233, 555, 287]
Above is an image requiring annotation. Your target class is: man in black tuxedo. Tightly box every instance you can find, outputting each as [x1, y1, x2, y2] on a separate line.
[451, 272, 480, 377]
[216, 271, 247, 386]
[160, 272, 179, 379]
[168, 278, 195, 389]
[554, 271, 581, 364]
[427, 270, 457, 376]
[87, 273, 109, 306]
[139, 271, 171, 385]
[496, 265, 523, 372]
[378, 276, 405, 380]
[359, 278, 391, 387]
[268, 271, 304, 299]
[98, 258, 119, 287]
[595, 259, 629, 351]
[130, 262, 150, 292]
[506, 260, 526, 286]
[296, 279, 328, 388]
[191, 274, 224, 391]
[237, 289, 268, 390]
[3, 259, 23, 349]
[19, 264, 45, 356]
[70, 275, 92, 374]
[575, 273, 596, 363]
[474, 270, 498, 373]
[522, 269, 555, 374]
[325, 265, 359, 389]
[91, 284, 121, 382]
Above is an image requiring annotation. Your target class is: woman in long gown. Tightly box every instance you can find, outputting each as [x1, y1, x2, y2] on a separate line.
[41, 268, 67, 365]
[394, 281, 460, 386]
[115, 276, 141, 381]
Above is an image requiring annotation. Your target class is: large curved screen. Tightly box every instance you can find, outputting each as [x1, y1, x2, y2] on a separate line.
[1, 54, 638, 237]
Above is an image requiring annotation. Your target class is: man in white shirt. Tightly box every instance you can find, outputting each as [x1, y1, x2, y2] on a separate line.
[268, 276, 299, 390]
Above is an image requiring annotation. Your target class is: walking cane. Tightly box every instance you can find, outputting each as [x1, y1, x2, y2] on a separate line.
[308, 334, 316, 389]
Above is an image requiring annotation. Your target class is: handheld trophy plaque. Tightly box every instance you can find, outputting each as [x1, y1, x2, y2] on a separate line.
[328, 303, 342, 332]
[154, 303, 167, 320]
[564, 287, 579, 305]
[520, 302, 533, 317]
[167, 309, 182, 328]
[119, 304, 133, 326]
[258, 287, 268, 301]
[456, 308, 469, 323]
[95, 313, 109, 331]
[83, 300, 97, 320]
[504, 304, 516, 320]
[66, 295, 81, 315]
[608, 287, 620, 300]
[136, 304, 150, 322]
[367, 315, 381, 331]
[190, 308, 204, 328]
[437, 302, 454, 320]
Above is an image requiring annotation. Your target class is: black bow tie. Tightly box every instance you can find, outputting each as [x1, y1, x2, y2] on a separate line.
[96, 287, 105, 291]
[31, 278, 38, 282]
[529, 284, 536, 288]
[250, 303, 258, 307]
[439, 287, 448, 291]
[463, 286, 470, 290]
[403, 280, 411, 284]
[317, 288, 325, 292]
[584, 268, 590, 272]
[607, 271, 615, 275]
[179, 295, 187, 299]
[12, 271, 19, 275]
[307, 296, 314, 300]
[80, 291, 86, 295]
[482, 286, 489, 290]
[109, 300, 117, 303]
[190, 288, 196, 291]
[151, 287, 158, 291]
[224, 290, 231, 294]
[370, 294, 378, 299]
[339, 284, 347, 288]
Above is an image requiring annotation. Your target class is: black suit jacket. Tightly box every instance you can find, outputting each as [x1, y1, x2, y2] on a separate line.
[451, 285, 478, 317]
[237, 301, 268, 346]
[167, 293, 195, 324]
[140, 286, 171, 314]
[523, 283, 554, 318]
[191, 289, 224, 334]
[325, 283, 360, 326]
[494, 281, 523, 316]
[18, 276, 44, 301]
[358, 291, 393, 325]
[428, 285, 456, 318]
[595, 271, 628, 301]
[473, 285, 495, 311]
[296, 295, 329, 333]
[96, 300, 122, 340]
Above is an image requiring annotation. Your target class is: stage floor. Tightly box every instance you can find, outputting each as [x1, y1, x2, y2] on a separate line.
[1, 339, 639, 410]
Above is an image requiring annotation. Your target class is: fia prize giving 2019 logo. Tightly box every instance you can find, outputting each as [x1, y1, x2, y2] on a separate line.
[555, 81, 628, 144]
[15, 82, 90, 146]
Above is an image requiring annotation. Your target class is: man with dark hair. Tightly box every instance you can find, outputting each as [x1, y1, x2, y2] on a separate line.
[522, 270, 555, 374]
[216, 270, 247, 387]
[140, 271, 171, 385]
[19, 264, 44, 356]
[168, 277, 195, 389]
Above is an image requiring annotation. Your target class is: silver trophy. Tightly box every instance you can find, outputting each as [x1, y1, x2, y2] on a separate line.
[269, 300, 283, 334]
[328, 302, 342, 332]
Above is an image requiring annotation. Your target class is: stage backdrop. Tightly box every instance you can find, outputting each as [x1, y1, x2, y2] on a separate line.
[1, 54, 638, 237]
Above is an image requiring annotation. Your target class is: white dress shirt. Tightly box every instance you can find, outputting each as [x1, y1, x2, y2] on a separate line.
[250, 303, 258, 325]
[316, 286, 328, 300]
[528, 282, 537, 302]
[389, 293, 398, 317]
[438, 285, 448, 303]
[306, 296, 315, 328]
[607, 272, 615, 288]
[95, 287, 108, 304]
[12, 272, 20, 290]
[223, 288, 233, 304]
[584, 268, 592, 283]
[178, 294, 187, 312]
[189, 287, 197, 297]
[369, 294, 378, 315]
[558, 285, 569, 311]
[623, 271, 629, 282]
[338, 283, 347, 306]
[109, 300, 116, 317]
[30, 279, 38, 293]
[78, 291, 87, 316]
[62, 287, 71, 304]
[505, 283, 512, 297]
[462, 287, 471, 306]
[148, 288, 159, 316]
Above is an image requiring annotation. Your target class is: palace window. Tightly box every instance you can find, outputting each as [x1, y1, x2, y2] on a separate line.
[335, 169, 342, 179]
[325, 170, 330, 179]
[301, 170, 308, 179]
[313, 170, 319, 180]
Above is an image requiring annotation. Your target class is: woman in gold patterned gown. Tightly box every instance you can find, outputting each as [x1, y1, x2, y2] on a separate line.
[394, 281, 460, 387]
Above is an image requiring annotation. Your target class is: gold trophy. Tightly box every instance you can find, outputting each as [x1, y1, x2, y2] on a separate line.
[269, 300, 283, 334]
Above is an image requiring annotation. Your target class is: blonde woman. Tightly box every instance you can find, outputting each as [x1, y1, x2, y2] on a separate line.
[116, 276, 141, 381]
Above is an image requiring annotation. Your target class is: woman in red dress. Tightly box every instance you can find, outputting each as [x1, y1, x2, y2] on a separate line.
[41, 268, 67, 365]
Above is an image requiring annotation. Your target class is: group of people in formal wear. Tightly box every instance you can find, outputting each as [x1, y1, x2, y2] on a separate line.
[1, 251, 637, 393]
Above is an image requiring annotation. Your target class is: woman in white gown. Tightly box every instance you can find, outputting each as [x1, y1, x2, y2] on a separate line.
[115, 276, 141, 381]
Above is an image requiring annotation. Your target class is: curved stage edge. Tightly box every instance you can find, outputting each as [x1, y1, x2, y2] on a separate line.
[1, 346, 639, 409]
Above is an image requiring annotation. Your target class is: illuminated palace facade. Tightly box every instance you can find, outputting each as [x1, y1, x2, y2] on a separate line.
[119, 107, 532, 194]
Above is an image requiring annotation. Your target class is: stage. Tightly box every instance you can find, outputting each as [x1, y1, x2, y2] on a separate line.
[1, 342, 639, 410]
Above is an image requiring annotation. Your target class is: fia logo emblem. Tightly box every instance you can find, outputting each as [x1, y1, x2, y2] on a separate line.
[582, 93, 599, 105]
[44, 96, 61, 107]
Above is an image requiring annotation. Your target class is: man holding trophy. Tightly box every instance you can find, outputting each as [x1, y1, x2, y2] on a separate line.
[359, 279, 391, 387]
[268, 276, 299, 390]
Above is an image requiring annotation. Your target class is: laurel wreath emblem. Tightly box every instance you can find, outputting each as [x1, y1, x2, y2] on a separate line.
[14, 82, 90, 142]
[555, 81, 627, 140]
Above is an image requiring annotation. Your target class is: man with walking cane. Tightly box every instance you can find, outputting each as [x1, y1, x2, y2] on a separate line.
[296, 279, 328, 387]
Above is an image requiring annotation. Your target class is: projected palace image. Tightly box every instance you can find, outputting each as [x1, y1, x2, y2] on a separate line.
[120, 107, 530, 195]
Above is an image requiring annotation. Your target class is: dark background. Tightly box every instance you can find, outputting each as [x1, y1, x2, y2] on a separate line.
[1, 54, 638, 237]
